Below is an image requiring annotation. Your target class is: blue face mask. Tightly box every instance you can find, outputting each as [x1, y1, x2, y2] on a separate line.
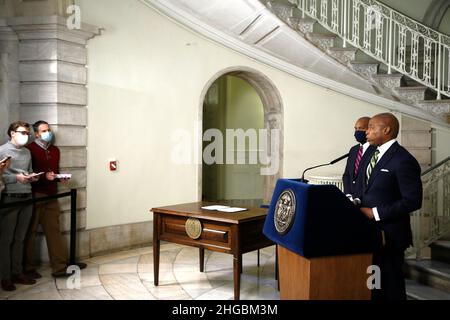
[354, 130, 367, 144]
[40, 131, 53, 143]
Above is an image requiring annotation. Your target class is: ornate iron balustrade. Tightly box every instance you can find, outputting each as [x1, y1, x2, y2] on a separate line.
[411, 156, 450, 258]
[285, 0, 450, 99]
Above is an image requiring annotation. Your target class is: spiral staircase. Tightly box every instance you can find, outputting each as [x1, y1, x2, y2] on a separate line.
[264, 0, 450, 124]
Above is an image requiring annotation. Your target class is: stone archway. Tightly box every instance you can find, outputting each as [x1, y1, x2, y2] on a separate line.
[198, 66, 284, 203]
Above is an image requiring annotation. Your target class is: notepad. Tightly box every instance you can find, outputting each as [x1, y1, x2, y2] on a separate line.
[24, 172, 45, 178]
[54, 173, 72, 179]
[201, 205, 248, 213]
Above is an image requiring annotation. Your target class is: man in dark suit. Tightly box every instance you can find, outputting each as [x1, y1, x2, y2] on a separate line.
[342, 117, 375, 203]
[360, 113, 422, 300]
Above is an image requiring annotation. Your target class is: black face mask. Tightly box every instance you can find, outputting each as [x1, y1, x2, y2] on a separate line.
[354, 130, 367, 144]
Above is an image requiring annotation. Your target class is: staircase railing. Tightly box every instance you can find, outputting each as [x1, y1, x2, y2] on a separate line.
[285, 0, 450, 99]
[411, 156, 450, 259]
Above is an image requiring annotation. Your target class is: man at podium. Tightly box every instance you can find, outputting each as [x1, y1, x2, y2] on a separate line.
[360, 113, 423, 300]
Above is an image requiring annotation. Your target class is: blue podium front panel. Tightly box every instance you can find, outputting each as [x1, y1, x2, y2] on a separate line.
[263, 179, 382, 258]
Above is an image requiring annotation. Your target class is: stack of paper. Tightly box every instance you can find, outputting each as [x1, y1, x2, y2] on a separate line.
[201, 205, 248, 213]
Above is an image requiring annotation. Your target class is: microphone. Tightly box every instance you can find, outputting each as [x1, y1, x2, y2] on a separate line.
[300, 153, 349, 183]
[329, 153, 350, 165]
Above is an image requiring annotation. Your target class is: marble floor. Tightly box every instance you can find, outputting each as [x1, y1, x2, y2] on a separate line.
[0, 243, 279, 300]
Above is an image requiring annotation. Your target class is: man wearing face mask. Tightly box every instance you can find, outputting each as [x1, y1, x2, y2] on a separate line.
[342, 117, 375, 205]
[0, 121, 39, 291]
[24, 120, 69, 279]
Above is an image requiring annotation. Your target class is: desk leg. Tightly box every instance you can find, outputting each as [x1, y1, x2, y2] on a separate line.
[231, 224, 241, 300]
[233, 254, 242, 300]
[153, 213, 160, 286]
[257, 249, 260, 267]
[199, 248, 205, 272]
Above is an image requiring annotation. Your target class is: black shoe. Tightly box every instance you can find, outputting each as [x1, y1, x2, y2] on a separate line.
[24, 269, 42, 279]
[1, 279, 16, 291]
[11, 274, 36, 285]
[51, 268, 69, 278]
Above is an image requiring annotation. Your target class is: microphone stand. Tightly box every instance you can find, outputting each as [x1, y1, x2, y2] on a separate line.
[300, 153, 349, 183]
[300, 163, 329, 183]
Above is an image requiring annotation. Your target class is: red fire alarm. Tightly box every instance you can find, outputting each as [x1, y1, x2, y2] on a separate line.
[109, 159, 117, 171]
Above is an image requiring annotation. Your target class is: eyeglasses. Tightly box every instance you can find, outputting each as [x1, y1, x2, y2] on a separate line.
[15, 131, 30, 136]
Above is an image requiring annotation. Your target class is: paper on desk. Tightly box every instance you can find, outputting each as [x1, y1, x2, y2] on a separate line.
[201, 205, 248, 213]
[217, 207, 248, 213]
[201, 205, 230, 210]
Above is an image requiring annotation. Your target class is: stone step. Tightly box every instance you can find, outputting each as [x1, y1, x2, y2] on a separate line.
[306, 33, 336, 51]
[431, 241, 450, 265]
[372, 73, 404, 89]
[293, 17, 316, 34]
[417, 100, 450, 123]
[266, 1, 295, 23]
[406, 279, 450, 300]
[404, 259, 450, 293]
[349, 61, 379, 79]
[394, 86, 429, 105]
[327, 47, 358, 65]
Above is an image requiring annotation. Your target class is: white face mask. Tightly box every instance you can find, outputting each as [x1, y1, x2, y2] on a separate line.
[15, 134, 29, 147]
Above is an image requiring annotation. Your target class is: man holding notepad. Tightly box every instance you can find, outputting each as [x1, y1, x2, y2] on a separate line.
[24, 120, 71, 279]
[0, 121, 40, 291]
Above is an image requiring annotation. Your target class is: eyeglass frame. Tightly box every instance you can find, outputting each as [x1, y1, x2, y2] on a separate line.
[14, 130, 30, 136]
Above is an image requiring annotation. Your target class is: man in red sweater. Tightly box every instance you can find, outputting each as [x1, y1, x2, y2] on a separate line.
[24, 120, 69, 278]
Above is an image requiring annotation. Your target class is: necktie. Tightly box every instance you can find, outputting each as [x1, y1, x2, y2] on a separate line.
[366, 149, 380, 184]
[354, 145, 363, 175]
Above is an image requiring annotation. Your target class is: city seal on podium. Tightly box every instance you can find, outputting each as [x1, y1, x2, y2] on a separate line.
[274, 189, 296, 235]
[185, 218, 202, 240]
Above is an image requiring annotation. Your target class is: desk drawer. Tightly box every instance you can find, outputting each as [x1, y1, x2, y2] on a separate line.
[159, 215, 232, 251]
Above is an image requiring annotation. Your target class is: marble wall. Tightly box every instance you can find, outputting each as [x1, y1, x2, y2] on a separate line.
[0, 0, 74, 18]
[1, 14, 100, 262]
[0, 19, 19, 143]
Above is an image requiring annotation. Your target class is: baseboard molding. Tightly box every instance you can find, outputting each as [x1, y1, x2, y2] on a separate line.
[34, 221, 153, 263]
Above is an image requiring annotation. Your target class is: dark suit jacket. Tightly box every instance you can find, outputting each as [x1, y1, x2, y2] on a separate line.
[360, 142, 423, 250]
[343, 144, 375, 198]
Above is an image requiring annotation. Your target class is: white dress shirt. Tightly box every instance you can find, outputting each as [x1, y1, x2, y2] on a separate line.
[371, 139, 397, 221]
[361, 141, 370, 155]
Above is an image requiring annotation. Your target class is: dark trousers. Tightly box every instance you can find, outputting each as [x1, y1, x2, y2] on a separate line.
[371, 245, 407, 300]
[0, 194, 33, 279]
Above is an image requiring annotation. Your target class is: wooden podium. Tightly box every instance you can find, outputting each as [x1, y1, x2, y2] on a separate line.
[278, 245, 372, 300]
[263, 179, 382, 300]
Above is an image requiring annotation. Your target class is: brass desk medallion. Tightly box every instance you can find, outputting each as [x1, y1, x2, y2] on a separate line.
[185, 218, 202, 240]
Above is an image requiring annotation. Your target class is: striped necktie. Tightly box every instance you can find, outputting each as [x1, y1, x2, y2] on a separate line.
[354, 145, 363, 175]
[366, 149, 380, 184]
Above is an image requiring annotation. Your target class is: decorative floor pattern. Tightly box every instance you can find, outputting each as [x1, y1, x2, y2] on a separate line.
[0, 243, 279, 300]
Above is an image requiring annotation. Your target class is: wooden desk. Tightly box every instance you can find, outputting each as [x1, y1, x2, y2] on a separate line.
[151, 202, 273, 300]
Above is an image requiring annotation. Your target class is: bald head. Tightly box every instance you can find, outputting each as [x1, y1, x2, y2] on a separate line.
[366, 113, 399, 146]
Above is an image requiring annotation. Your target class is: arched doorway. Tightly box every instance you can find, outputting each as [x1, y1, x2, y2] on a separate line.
[199, 67, 284, 205]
